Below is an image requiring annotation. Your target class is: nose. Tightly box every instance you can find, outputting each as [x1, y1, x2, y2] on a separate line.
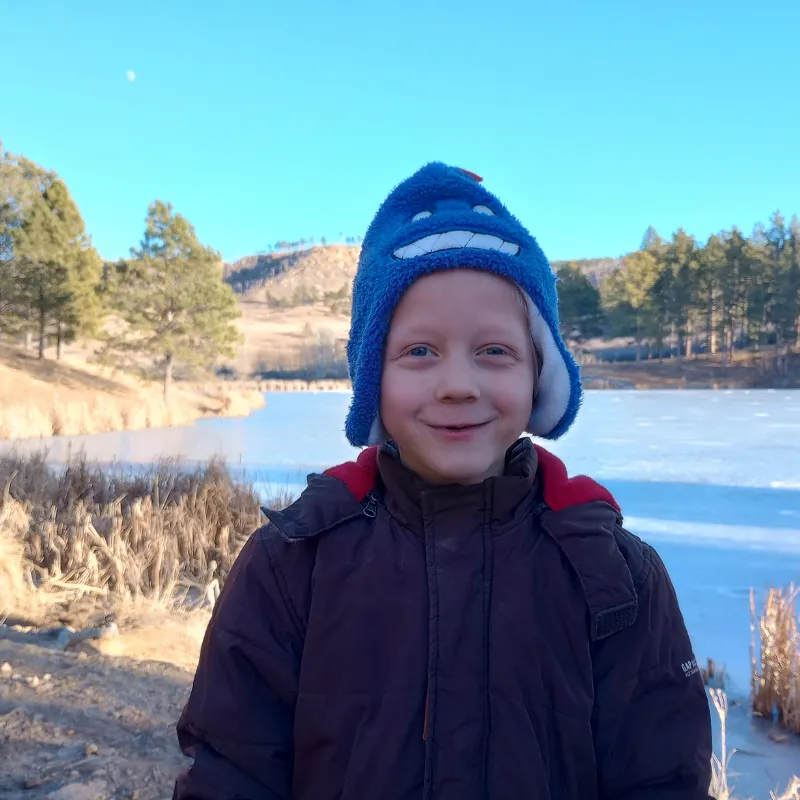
[434, 353, 480, 403]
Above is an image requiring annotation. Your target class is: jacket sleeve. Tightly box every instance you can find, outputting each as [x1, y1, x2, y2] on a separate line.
[593, 545, 713, 800]
[173, 526, 307, 799]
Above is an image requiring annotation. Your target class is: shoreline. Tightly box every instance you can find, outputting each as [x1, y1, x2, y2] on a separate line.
[214, 364, 800, 394]
[2, 350, 797, 445]
[0, 342, 266, 442]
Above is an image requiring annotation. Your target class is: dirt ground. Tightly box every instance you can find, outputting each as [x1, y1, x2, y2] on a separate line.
[0, 608, 209, 800]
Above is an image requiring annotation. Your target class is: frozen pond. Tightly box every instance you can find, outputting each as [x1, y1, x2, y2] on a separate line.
[3, 389, 800, 794]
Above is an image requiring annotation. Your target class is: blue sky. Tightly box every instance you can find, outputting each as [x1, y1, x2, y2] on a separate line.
[4, 0, 799, 264]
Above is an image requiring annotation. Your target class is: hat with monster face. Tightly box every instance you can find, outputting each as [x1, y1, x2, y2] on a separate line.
[345, 161, 581, 447]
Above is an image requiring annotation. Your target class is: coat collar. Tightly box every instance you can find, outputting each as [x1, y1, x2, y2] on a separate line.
[377, 438, 540, 535]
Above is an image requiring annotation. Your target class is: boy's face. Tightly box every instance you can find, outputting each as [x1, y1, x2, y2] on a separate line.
[381, 269, 535, 485]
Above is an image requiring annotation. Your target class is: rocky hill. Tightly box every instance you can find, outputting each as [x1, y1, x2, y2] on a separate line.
[224, 245, 620, 304]
[225, 246, 359, 306]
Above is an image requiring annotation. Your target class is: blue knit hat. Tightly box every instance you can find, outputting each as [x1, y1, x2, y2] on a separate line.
[345, 162, 582, 447]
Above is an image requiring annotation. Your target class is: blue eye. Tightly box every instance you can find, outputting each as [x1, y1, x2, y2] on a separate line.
[407, 345, 432, 357]
[483, 346, 509, 356]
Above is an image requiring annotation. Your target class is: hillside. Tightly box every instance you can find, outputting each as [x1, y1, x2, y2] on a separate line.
[224, 245, 620, 302]
[223, 245, 620, 377]
[0, 342, 263, 440]
[225, 246, 359, 304]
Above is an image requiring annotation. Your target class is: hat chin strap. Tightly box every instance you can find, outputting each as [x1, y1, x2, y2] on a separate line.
[366, 292, 572, 446]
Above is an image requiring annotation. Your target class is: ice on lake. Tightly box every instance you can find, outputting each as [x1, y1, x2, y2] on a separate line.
[3, 389, 799, 793]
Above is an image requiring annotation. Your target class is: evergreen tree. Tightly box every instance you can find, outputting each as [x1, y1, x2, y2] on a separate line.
[0, 152, 48, 338]
[759, 212, 800, 374]
[641, 226, 663, 252]
[617, 250, 661, 360]
[0, 152, 101, 356]
[100, 201, 241, 401]
[719, 227, 751, 363]
[663, 230, 699, 358]
[697, 234, 725, 354]
[555, 262, 604, 342]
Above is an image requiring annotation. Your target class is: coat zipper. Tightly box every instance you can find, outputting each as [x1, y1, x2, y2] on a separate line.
[361, 490, 431, 740]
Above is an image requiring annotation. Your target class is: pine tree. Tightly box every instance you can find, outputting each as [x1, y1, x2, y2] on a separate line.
[698, 234, 725, 355]
[0, 152, 102, 356]
[100, 201, 241, 401]
[555, 262, 604, 343]
[789, 216, 800, 353]
[618, 250, 661, 360]
[0, 152, 48, 338]
[760, 212, 800, 375]
[663, 230, 700, 358]
[641, 226, 663, 252]
[719, 228, 751, 363]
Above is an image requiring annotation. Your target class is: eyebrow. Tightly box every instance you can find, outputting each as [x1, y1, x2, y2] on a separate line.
[388, 324, 528, 342]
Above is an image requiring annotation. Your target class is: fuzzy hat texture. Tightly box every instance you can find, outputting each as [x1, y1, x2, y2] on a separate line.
[345, 162, 582, 447]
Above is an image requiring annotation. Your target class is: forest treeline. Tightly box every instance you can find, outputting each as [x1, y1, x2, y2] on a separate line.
[551, 219, 800, 372]
[3, 146, 799, 387]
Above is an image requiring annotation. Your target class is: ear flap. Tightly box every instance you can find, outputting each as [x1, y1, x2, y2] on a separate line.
[521, 292, 572, 437]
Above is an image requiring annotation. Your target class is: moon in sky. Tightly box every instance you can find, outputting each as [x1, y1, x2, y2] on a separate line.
[126, 70, 136, 82]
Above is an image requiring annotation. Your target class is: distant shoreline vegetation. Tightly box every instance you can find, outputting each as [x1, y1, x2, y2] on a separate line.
[3, 146, 798, 393]
[223, 221, 800, 386]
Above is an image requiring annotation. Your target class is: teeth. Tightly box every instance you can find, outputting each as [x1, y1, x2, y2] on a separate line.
[431, 230, 474, 251]
[468, 234, 504, 250]
[499, 241, 520, 255]
[393, 243, 427, 259]
[412, 234, 442, 253]
[393, 229, 519, 259]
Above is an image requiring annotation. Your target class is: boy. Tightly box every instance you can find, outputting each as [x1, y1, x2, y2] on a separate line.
[174, 163, 712, 799]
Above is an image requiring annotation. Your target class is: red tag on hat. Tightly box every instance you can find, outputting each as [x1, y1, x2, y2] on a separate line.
[458, 168, 483, 183]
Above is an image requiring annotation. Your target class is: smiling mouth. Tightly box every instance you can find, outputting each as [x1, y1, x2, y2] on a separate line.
[428, 421, 491, 431]
[393, 230, 520, 259]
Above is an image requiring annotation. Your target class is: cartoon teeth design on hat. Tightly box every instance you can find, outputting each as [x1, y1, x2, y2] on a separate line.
[345, 162, 582, 447]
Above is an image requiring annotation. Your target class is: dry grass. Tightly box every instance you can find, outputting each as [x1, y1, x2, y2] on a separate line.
[0, 494, 41, 623]
[751, 586, 800, 735]
[232, 300, 351, 376]
[708, 585, 800, 799]
[0, 395, 199, 440]
[0, 341, 264, 441]
[709, 688, 800, 800]
[0, 453, 284, 610]
[0, 387, 264, 440]
[709, 689, 734, 800]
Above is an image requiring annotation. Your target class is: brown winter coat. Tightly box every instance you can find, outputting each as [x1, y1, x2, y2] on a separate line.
[175, 438, 712, 799]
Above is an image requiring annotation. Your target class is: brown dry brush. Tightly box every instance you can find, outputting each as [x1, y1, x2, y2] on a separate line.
[709, 688, 800, 800]
[0, 453, 272, 603]
[751, 585, 800, 735]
